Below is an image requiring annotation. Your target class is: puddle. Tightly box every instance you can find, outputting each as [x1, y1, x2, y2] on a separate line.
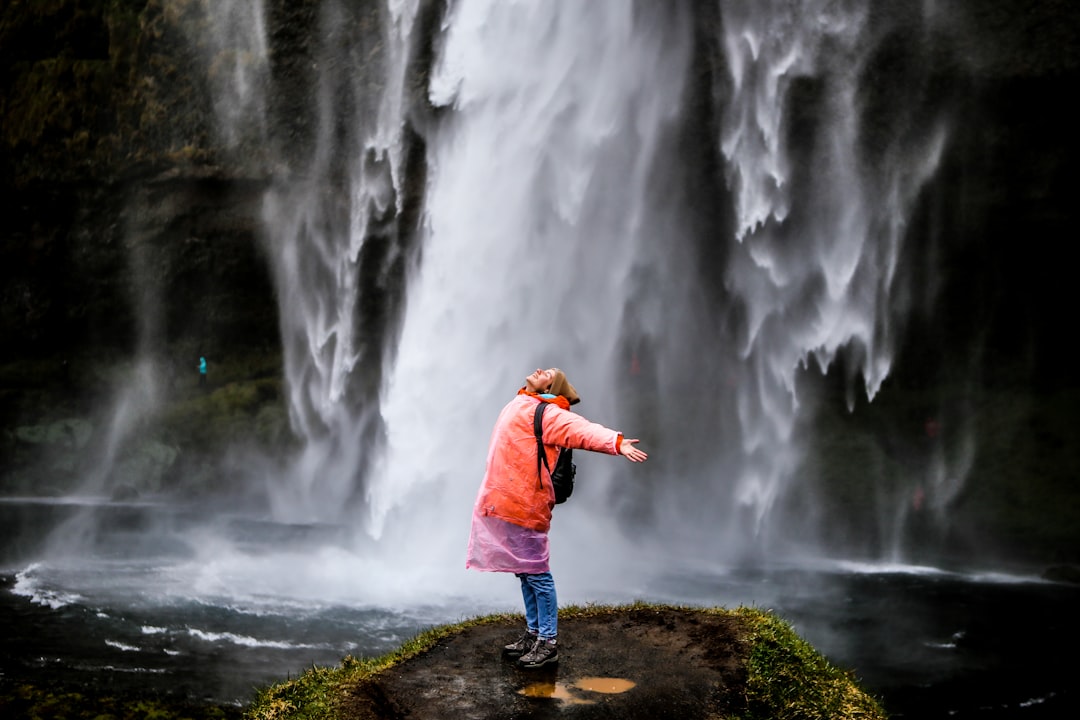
[573, 677, 636, 693]
[518, 681, 593, 704]
[518, 676, 636, 703]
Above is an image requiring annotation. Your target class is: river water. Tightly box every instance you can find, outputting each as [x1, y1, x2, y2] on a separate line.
[1, 498, 1076, 718]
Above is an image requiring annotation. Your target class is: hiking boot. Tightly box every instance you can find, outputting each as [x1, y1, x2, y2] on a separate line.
[503, 631, 537, 656]
[517, 637, 558, 668]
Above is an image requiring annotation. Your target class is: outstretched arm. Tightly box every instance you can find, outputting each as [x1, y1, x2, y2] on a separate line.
[541, 405, 649, 461]
[619, 438, 648, 463]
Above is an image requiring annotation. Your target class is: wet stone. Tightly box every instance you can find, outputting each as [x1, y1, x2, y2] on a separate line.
[342, 608, 748, 719]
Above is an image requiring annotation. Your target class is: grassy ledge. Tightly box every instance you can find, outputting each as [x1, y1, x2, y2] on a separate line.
[731, 606, 888, 719]
[244, 611, 522, 720]
[244, 603, 888, 720]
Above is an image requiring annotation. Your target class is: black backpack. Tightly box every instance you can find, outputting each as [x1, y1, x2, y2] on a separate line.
[533, 402, 576, 504]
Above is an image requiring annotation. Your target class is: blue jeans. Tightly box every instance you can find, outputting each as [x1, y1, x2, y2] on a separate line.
[517, 572, 557, 640]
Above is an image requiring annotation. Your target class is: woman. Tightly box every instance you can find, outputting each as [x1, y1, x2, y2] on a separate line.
[466, 367, 648, 668]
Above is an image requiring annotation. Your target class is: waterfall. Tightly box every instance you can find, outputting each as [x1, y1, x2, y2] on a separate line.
[181, 0, 952, 591]
[199, 0, 270, 150]
[256, 1, 421, 522]
[714, 0, 949, 550]
[385, 0, 953, 568]
[368, 0, 696, 577]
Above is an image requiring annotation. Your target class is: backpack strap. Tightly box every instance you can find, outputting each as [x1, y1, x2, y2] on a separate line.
[533, 402, 553, 487]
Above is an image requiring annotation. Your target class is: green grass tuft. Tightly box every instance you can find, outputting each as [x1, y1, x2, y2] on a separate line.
[734, 607, 888, 720]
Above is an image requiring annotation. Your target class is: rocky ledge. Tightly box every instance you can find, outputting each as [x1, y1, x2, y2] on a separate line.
[251, 605, 887, 720]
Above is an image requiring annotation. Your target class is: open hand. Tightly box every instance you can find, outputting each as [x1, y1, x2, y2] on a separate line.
[620, 438, 648, 463]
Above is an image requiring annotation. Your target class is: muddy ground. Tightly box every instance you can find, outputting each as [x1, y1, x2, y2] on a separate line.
[340, 607, 750, 719]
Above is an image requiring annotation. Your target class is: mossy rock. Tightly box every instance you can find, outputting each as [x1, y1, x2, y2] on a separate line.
[249, 605, 887, 720]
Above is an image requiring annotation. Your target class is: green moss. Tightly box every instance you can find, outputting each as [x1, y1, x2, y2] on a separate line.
[0, 347, 290, 496]
[157, 369, 287, 456]
[4, 57, 115, 149]
[1, 0, 219, 184]
[734, 607, 887, 720]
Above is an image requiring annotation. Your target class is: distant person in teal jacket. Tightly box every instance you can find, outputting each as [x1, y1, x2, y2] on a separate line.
[198, 356, 207, 387]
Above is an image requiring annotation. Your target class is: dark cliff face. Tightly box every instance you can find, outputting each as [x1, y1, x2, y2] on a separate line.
[0, 0, 433, 370]
[1, 0, 275, 366]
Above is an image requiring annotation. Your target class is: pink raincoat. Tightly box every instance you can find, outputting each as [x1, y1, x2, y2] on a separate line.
[466, 391, 622, 574]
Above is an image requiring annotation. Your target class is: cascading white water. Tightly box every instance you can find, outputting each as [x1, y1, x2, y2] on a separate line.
[367, 0, 698, 591]
[366, 0, 952, 576]
[714, 0, 949, 549]
[199, 0, 270, 149]
[165, 0, 953, 599]
[257, 1, 420, 522]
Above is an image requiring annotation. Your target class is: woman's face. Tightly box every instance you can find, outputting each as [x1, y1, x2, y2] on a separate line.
[525, 368, 555, 393]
